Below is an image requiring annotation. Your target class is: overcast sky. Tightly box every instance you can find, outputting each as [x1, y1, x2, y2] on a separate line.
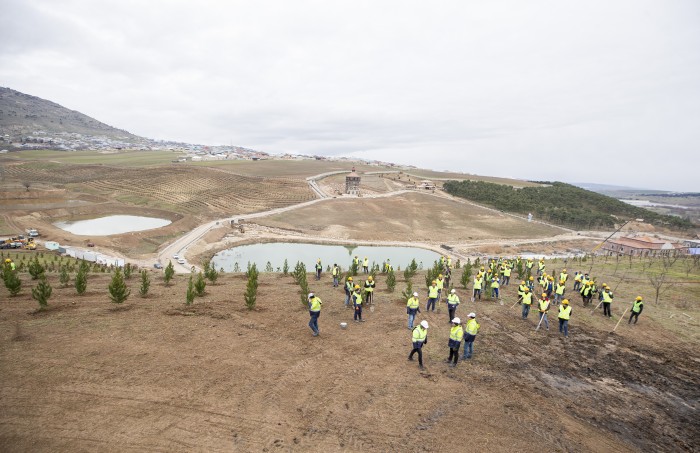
[1, 0, 699, 191]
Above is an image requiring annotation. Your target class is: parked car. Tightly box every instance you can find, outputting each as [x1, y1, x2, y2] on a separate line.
[153, 263, 163, 269]
[177, 258, 186, 265]
[173, 254, 179, 259]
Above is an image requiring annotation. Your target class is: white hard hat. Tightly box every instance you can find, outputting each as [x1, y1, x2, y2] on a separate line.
[413, 292, 418, 297]
[451, 289, 456, 294]
[420, 320, 429, 329]
[452, 317, 461, 324]
[468, 312, 476, 318]
[308, 292, 314, 298]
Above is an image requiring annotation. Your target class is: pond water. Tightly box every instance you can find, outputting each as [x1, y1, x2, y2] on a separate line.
[53, 215, 171, 236]
[211, 243, 443, 272]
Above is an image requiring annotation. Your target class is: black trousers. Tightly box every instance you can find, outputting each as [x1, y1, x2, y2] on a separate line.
[448, 347, 460, 364]
[603, 302, 611, 317]
[409, 347, 423, 366]
[629, 311, 640, 324]
[448, 306, 456, 323]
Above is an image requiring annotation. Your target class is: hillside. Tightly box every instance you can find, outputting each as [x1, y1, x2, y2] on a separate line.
[0, 87, 138, 145]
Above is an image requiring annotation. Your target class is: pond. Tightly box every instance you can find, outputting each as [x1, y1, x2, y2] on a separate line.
[211, 243, 444, 272]
[53, 215, 171, 236]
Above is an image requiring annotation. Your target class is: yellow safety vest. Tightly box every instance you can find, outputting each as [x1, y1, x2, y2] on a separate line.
[539, 300, 549, 312]
[353, 292, 362, 306]
[560, 273, 568, 282]
[558, 305, 572, 320]
[332, 266, 339, 276]
[412, 326, 427, 343]
[522, 293, 533, 305]
[309, 297, 322, 312]
[428, 286, 439, 298]
[447, 294, 460, 306]
[436, 278, 444, 290]
[364, 280, 375, 292]
[465, 319, 480, 335]
[555, 284, 565, 295]
[491, 280, 499, 289]
[504, 268, 511, 277]
[450, 325, 464, 342]
[407, 297, 420, 309]
[632, 300, 643, 313]
[473, 278, 483, 290]
[602, 291, 612, 303]
[363, 258, 369, 267]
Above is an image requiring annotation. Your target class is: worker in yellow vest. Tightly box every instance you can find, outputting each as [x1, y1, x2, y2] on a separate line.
[472, 275, 483, 301]
[628, 296, 644, 324]
[462, 313, 480, 359]
[406, 292, 421, 329]
[559, 269, 568, 283]
[436, 274, 445, 301]
[446, 317, 464, 367]
[601, 288, 613, 318]
[308, 292, 323, 337]
[521, 287, 533, 319]
[344, 276, 354, 308]
[447, 289, 460, 323]
[558, 299, 572, 338]
[573, 272, 582, 291]
[490, 277, 500, 299]
[364, 276, 375, 304]
[353, 256, 359, 268]
[353, 285, 364, 322]
[362, 257, 369, 274]
[315, 258, 322, 281]
[554, 280, 566, 306]
[332, 263, 340, 287]
[408, 320, 429, 369]
[502, 265, 511, 286]
[427, 280, 439, 312]
[538, 294, 550, 330]
[537, 259, 545, 276]
[517, 280, 528, 301]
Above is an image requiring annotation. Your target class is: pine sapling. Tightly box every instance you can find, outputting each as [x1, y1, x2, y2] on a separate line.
[139, 269, 150, 298]
[108, 267, 130, 304]
[32, 276, 52, 309]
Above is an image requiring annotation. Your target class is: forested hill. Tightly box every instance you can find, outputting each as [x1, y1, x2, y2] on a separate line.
[443, 180, 695, 231]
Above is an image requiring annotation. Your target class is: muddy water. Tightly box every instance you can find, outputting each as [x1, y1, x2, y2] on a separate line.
[53, 215, 171, 236]
[211, 243, 443, 272]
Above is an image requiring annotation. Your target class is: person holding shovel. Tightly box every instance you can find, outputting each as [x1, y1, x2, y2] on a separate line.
[558, 299, 572, 338]
[521, 287, 533, 319]
[353, 285, 364, 322]
[628, 296, 644, 324]
[307, 292, 322, 337]
[538, 293, 550, 331]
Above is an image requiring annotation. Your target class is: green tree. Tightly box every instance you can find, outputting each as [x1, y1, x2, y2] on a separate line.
[185, 275, 195, 305]
[265, 261, 273, 272]
[244, 266, 258, 310]
[194, 271, 207, 296]
[461, 261, 472, 289]
[401, 280, 414, 301]
[75, 266, 88, 295]
[123, 262, 133, 279]
[283, 259, 289, 276]
[139, 269, 150, 298]
[108, 267, 130, 304]
[32, 276, 53, 309]
[164, 261, 175, 286]
[28, 256, 45, 280]
[4, 269, 22, 296]
[59, 266, 70, 287]
[204, 261, 219, 284]
[386, 268, 396, 292]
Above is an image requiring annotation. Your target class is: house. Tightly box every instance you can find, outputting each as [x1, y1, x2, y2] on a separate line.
[602, 235, 686, 257]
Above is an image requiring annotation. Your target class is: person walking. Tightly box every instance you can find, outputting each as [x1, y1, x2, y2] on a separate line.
[602, 287, 613, 318]
[332, 264, 340, 287]
[462, 313, 480, 359]
[353, 285, 364, 322]
[628, 296, 644, 324]
[490, 277, 500, 299]
[407, 292, 421, 329]
[364, 275, 375, 304]
[538, 293, 550, 331]
[517, 280, 528, 301]
[315, 259, 322, 281]
[344, 276, 354, 308]
[308, 292, 322, 337]
[362, 257, 369, 274]
[472, 275, 483, 301]
[554, 280, 566, 306]
[447, 289, 460, 323]
[502, 265, 511, 286]
[436, 274, 445, 302]
[427, 280, 439, 312]
[573, 272, 582, 292]
[521, 287, 533, 319]
[558, 299, 572, 338]
[446, 317, 463, 367]
[408, 320, 429, 369]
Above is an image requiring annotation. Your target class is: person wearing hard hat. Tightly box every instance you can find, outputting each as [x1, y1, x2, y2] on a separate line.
[554, 279, 566, 306]
[472, 274, 483, 301]
[435, 274, 445, 302]
[344, 276, 354, 308]
[408, 320, 429, 369]
[353, 285, 364, 322]
[364, 275, 375, 304]
[628, 296, 644, 324]
[406, 292, 421, 329]
[573, 271, 582, 291]
[559, 269, 568, 283]
[490, 277, 500, 299]
[426, 280, 439, 312]
[558, 299, 572, 338]
[447, 289, 460, 323]
[4, 258, 15, 271]
[353, 256, 359, 268]
[314, 258, 322, 281]
[517, 280, 528, 301]
[502, 264, 511, 286]
[580, 281, 594, 306]
[527, 276, 535, 292]
[332, 263, 340, 287]
[462, 313, 480, 360]
[307, 292, 323, 337]
[521, 287, 533, 320]
[362, 257, 369, 274]
[538, 293, 550, 331]
[601, 287, 614, 318]
[446, 317, 463, 367]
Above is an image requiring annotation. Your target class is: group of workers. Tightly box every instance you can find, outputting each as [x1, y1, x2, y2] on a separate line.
[307, 255, 646, 370]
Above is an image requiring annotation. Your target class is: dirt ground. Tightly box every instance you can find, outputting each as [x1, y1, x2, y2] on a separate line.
[1, 270, 697, 452]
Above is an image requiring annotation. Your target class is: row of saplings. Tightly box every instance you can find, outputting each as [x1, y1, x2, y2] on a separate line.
[0, 257, 223, 309]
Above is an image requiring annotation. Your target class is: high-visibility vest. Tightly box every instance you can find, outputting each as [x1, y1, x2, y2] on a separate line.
[559, 272, 568, 282]
[353, 292, 363, 306]
[527, 261, 533, 269]
[436, 278, 444, 290]
[447, 294, 460, 306]
[412, 326, 427, 343]
[602, 291, 613, 303]
[315, 262, 322, 271]
[308, 296, 322, 312]
[364, 280, 375, 292]
[518, 284, 527, 296]
[332, 266, 339, 276]
[555, 284, 565, 295]
[473, 278, 482, 290]
[428, 285, 439, 298]
[447, 258, 452, 268]
[538, 262, 545, 271]
[450, 325, 464, 342]
[363, 258, 369, 267]
[558, 305, 572, 320]
[407, 297, 420, 309]
[353, 257, 359, 265]
[465, 319, 480, 335]
[574, 274, 582, 283]
[522, 292, 533, 305]
[491, 280, 499, 289]
[345, 281, 353, 292]
[632, 300, 643, 313]
[504, 268, 511, 277]
[539, 300, 549, 312]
